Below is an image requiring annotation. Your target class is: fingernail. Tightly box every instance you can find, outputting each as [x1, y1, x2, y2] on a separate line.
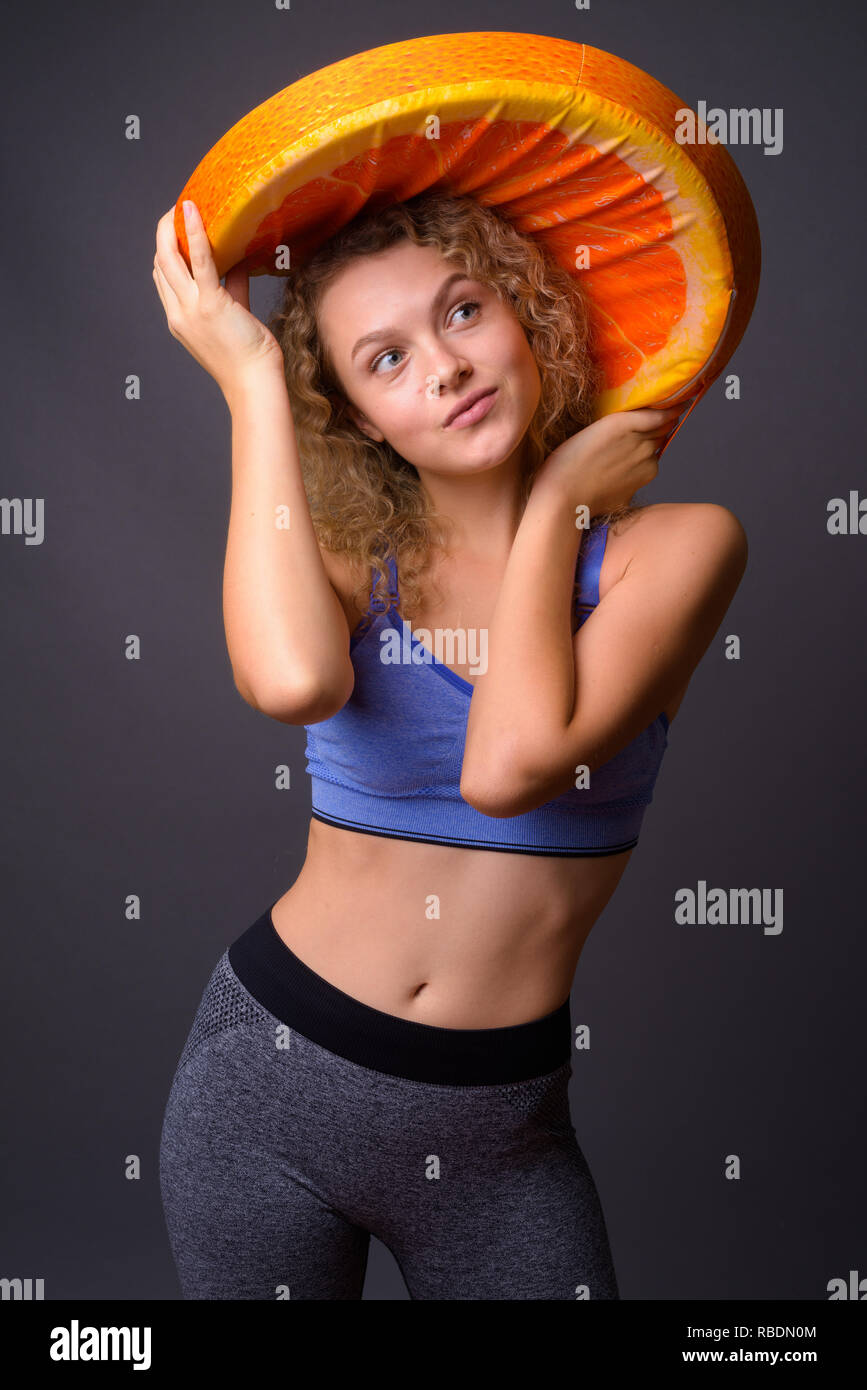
[183, 200, 195, 220]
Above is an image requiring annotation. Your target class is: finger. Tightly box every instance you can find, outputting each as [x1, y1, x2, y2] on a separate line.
[646, 415, 684, 442]
[155, 205, 196, 304]
[224, 261, 250, 311]
[182, 201, 221, 294]
[651, 423, 680, 458]
[646, 418, 681, 438]
[625, 406, 682, 432]
[153, 261, 181, 323]
[152, 265, 168, 314]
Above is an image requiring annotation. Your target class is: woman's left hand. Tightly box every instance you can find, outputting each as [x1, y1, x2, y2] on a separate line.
[536, 407, 682, 515]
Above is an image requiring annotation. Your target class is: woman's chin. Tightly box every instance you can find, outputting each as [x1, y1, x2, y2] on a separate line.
[413, 430, 531, 478]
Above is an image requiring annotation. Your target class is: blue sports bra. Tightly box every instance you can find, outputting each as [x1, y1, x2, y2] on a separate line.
[303, 523, 669, 856]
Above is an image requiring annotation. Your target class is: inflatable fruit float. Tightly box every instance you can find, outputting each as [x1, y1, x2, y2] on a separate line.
[173, 31, 760, 444]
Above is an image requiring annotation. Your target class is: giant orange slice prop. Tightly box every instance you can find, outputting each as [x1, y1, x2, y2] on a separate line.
[174, 32, 760, 448]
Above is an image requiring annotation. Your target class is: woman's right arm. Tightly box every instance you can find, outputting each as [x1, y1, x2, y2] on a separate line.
[152, 201, 353, 724]
[221, 363, 355, 723]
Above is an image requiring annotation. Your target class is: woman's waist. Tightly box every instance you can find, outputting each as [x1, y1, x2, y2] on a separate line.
[268, 819, 632, 1027]
[303, 815, 631, 921]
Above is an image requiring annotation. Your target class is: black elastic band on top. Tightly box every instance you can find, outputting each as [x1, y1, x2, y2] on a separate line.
[227, 904, 572, 1086]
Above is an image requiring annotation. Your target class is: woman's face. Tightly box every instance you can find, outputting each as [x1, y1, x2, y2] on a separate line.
[316, 239, 542, 480]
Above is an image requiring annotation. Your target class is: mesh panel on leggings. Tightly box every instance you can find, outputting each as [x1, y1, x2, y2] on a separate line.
[177, 951, 271, 1075]
[497, 1061, 574, 1135]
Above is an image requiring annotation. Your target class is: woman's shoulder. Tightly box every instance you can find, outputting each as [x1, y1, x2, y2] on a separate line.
[600, 502, 747, 601]
[609, 499, 745, 533]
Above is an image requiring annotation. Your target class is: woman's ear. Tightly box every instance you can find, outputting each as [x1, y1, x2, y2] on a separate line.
[345, 402, 386, 443]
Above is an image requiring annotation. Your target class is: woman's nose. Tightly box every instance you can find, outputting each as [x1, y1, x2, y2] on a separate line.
[427, 354, 471, 395]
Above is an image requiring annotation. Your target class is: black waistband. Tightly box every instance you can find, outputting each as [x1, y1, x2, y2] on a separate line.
[227, 903, 572, 1085]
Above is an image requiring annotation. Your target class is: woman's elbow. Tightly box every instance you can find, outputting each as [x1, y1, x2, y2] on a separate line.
[237, 662, 354, 725]
[459, 759, 547, 818]
[460, 729, 578, 815]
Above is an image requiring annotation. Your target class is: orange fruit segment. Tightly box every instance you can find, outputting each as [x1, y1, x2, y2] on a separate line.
[174, 32, 760, 430]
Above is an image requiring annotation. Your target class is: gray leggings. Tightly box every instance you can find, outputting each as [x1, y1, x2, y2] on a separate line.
[158, 904, 620, 1301]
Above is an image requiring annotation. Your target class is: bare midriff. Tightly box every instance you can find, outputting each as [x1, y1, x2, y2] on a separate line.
[269, 817, 635, 1029]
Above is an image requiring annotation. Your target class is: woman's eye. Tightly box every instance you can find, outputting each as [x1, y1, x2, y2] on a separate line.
[451, 300, 480, 324]
[370, 349, 405, 375]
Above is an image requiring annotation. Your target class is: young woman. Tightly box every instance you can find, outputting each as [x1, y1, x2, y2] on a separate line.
[153, 190, 747, 1301]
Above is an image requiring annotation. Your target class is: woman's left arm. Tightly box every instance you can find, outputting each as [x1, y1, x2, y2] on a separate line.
[460, 476, 748, 817]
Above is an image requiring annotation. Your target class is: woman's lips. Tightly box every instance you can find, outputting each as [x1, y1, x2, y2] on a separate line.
[445, 388, 498, 429]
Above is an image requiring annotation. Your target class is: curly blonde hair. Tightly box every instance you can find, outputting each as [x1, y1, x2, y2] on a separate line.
[266, 190, 639, 630]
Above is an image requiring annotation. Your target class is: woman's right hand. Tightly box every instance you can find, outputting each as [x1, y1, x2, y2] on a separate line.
[152, 200, 284, 397]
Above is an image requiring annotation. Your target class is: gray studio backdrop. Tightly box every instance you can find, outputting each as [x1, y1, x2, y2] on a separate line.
[2, 0, 864, 1300]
